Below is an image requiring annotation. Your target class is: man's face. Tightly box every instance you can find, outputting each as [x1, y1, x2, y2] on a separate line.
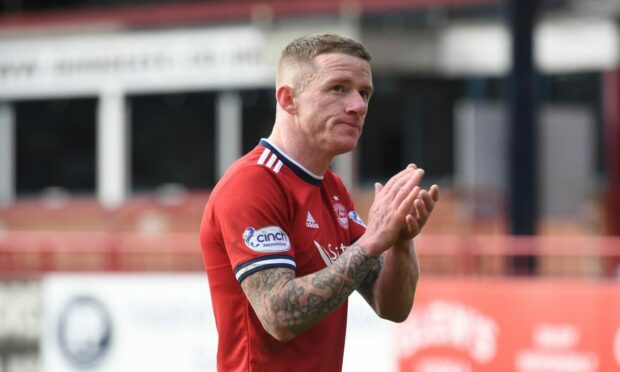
[293, 53, 373, 156]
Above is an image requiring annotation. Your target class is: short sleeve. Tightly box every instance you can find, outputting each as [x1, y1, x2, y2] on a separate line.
[212, 165, 296, 283]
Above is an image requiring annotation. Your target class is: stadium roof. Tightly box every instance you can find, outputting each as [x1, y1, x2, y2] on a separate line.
[0, 0, 499, 33]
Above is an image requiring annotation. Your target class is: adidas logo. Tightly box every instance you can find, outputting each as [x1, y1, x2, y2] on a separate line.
[306, 211, 319, 229]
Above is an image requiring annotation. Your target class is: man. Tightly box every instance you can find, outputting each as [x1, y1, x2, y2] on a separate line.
[200, 34, 439, 371]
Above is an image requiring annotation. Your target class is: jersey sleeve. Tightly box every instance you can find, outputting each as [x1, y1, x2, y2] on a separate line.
[213, 165, 295, 283]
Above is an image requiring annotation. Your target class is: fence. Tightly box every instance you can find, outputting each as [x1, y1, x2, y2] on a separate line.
[1, 232, 619, 278]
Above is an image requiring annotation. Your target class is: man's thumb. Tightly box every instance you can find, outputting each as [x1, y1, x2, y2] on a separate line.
[374, 182, 383, 194]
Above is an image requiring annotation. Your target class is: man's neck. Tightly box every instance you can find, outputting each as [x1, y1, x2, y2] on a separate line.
[266, 131, 332, 176]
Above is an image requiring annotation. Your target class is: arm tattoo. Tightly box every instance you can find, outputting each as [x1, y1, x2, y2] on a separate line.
[357, 254, 384, 300]
[241, 244, 379, 337]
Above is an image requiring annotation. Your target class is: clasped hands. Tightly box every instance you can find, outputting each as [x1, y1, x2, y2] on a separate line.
[365, 164, 439, 255]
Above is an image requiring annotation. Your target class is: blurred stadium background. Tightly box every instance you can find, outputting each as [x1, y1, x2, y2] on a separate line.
[1, 0, 619, 371]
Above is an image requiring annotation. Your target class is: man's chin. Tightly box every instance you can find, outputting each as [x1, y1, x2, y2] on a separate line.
[332, 138, 359, 155]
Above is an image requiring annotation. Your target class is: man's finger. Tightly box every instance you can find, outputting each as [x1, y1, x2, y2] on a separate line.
[419, 190, 435, 213]
[383, 168, 417, 201]
[404, 214, 419, 239]
[383, 164, 420, 192]
[398, 186, 420, 216]
[429, 184, 440, 202]
[415, 198, 429, 226]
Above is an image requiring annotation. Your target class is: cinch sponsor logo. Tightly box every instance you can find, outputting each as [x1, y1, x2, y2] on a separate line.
[243, 226, 291, 252]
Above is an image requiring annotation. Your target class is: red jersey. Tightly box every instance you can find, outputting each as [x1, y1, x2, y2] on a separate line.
[200, 139, 367, 372]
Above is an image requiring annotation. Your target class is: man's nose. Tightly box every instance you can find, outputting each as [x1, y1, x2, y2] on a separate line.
[346, 91, 368, 116]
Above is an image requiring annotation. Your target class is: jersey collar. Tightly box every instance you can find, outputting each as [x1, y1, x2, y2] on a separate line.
[259, 139, 323, 186]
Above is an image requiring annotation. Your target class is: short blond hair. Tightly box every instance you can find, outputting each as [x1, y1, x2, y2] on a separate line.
[276, 34, 371, 88]
[280, 34, 371, 64]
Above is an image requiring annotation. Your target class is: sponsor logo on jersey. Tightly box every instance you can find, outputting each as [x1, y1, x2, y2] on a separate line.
[306, 211, 319, 229]
[333, 203, 349, 229]
[242, 226, 291, 252]
[348, 210, 366, 228]
[314, 240, 347, 266]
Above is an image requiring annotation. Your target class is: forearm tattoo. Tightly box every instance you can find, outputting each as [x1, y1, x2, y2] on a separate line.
[357, 254, 384, 299]
[241, 244, 379, 337]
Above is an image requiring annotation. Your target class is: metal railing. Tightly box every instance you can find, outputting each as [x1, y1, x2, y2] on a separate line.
[2, 231, 619, 278]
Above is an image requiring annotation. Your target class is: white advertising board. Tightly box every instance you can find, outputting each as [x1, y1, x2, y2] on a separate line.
[343, 292, 396, 372]
[0, 25, 272, 99]
[41, 274, 394, 372]
[41, 274, 217, 372]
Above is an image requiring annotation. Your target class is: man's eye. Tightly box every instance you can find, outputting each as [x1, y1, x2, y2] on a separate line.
[332, 85, 346, 92]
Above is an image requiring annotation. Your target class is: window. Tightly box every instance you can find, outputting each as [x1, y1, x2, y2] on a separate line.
[129, 92, 216, 192]
[16, 98, 96, 196]
[241, 89, 276, 153]
[359, 76, 461, 185]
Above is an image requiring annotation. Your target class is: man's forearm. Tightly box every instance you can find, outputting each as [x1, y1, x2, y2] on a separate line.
[361, 239, 419, 322]
[243, 244, 379, 341]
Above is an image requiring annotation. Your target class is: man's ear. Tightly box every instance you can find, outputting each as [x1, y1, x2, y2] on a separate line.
[276, 85, 297, 115]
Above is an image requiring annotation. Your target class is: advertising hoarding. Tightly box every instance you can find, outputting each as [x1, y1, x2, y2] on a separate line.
[41, 274, 217, 372]
[398, 278, 620, 372]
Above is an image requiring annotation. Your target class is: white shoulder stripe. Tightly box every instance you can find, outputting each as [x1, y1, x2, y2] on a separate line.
[261, 138, 323, 180]
[257, 147, 285, 174]
[273, 160, 283, 173]
[266, 153, 278, 168]
[235, 257, 296, 281]
[257, 148, 271, 165]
